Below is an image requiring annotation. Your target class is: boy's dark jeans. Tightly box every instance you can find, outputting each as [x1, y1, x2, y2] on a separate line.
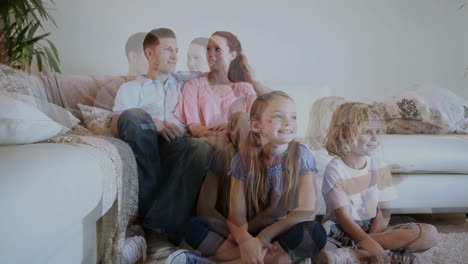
[117, 108, 211, 242]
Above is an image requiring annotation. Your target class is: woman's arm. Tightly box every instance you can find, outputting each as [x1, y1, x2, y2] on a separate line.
[188, 123, 225, 138]
[256, 171, 317, 244]
[197, 171, 226, 222]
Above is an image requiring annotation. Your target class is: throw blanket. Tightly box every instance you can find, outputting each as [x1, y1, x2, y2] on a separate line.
[43, 126, 139, 263]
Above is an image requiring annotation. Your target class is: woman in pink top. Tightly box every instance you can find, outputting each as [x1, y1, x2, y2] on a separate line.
[175, 31, 257, 138]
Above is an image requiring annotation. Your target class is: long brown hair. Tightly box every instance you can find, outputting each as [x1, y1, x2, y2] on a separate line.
[241, 91, 300, 218]
[211, 31, 254, 84]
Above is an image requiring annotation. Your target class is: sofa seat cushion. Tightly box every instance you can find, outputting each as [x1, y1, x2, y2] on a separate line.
[390, 173, 468, 213]
[382, 134, 468, 174]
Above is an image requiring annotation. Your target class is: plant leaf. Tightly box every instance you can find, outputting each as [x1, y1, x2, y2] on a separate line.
[45, 39, 59, 62]
[36, 49, 43, 72]
[0, 0, 60, 72]
[23, 32, 50, 46]
[44, 47, 60, 72]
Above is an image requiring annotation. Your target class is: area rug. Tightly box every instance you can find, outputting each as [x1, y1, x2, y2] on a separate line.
[416, 232, 468, 264]
[145, 232, 468, 263]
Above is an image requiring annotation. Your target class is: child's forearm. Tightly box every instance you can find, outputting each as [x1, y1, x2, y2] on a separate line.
[247, 207, 283, 233]
[335, 208, 370, 242]
[197, 204, 227, 222]
[227, 219, 252, 245]
[336, 208, 386, 256]
[257, 210, 314, 243]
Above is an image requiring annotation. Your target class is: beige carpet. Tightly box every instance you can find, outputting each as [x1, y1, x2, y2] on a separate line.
[416, 232, 468, 264]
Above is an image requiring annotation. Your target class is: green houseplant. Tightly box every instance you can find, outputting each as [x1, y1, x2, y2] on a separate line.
[0, 0, 60, 72]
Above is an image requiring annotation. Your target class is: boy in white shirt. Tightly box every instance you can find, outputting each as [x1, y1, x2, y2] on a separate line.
[320, 103, 438, 264]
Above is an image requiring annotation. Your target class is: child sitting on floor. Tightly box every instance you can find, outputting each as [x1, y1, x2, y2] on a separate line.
[320, 102, 439, 264]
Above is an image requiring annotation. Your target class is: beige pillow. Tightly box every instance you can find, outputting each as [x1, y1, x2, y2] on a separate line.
[384, 85, 468, 133]
[4, 92, 79, 129]
[0, 95, 72, 145]
[78, 104, 113, 135]
[385, 119, 443, 134]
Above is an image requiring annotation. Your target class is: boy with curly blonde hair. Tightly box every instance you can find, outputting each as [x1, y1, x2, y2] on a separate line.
[320, 102, 438, 264]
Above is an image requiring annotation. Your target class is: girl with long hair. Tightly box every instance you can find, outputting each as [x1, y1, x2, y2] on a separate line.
[185, 91, 327, 263]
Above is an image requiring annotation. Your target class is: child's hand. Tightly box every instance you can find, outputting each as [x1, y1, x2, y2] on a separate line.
[256, 233, 278, 252]
[239, 237, 268, 264]
[358, 236, 386, 257]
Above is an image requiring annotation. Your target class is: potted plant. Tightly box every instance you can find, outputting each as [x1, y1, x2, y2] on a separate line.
[0, 0, 60, 72]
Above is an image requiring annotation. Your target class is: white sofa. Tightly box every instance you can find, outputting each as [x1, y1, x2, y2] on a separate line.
[280, 84, 468, 215]
[0, 133, 140, 264]
[311, 134, 468, 216]
[2, 73, 467, 263]
[0, 67, 139, 264]
[381, 134, 468, 214]
[0, 143, 110, 263]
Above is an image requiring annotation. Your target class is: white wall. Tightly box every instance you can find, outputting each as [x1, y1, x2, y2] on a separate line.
[45, 0, 468, 102]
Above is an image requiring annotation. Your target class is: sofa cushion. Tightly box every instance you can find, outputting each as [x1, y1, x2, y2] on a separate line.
[78, 104, 112, 135]
[384, 85, 468, 133]
[40, 73, 129, 121]
[382, 134, 468, 174]
[0, 95, 76, 145]
[0, 64, 47, 98]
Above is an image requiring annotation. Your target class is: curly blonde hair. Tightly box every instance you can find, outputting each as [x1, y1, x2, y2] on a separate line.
[325, 102, 383, 157]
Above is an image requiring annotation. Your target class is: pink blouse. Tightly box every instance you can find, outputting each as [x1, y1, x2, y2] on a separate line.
[175, 76, 256, 128]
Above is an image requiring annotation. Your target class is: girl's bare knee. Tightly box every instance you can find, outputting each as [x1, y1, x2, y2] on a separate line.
[407, 224, 439, 252]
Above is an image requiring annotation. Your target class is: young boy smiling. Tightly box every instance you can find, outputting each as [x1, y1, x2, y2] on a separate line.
[320, 102, 438, 264]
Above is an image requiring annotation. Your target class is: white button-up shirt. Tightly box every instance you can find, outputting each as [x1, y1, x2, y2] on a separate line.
[113, 72, 200, 130]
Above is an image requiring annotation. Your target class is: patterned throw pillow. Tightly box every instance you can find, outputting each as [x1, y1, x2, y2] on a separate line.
[0, 64, 47, 100]
[385, 119, 443, 134]
[384, 85, 468, 134]
[78, 104, 113, 135]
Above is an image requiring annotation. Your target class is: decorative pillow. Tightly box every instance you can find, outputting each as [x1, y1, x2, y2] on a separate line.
[384, 85, 468, 133]
[78, 104, 113, 135]
[0, 95, 72, 145]
[385, 119, 443, 134]
[5, 92, 79, 129]
[0, 64, 47, 99]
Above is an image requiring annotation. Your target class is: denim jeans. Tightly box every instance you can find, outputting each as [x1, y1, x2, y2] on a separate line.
[118, 108, 212, 242]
